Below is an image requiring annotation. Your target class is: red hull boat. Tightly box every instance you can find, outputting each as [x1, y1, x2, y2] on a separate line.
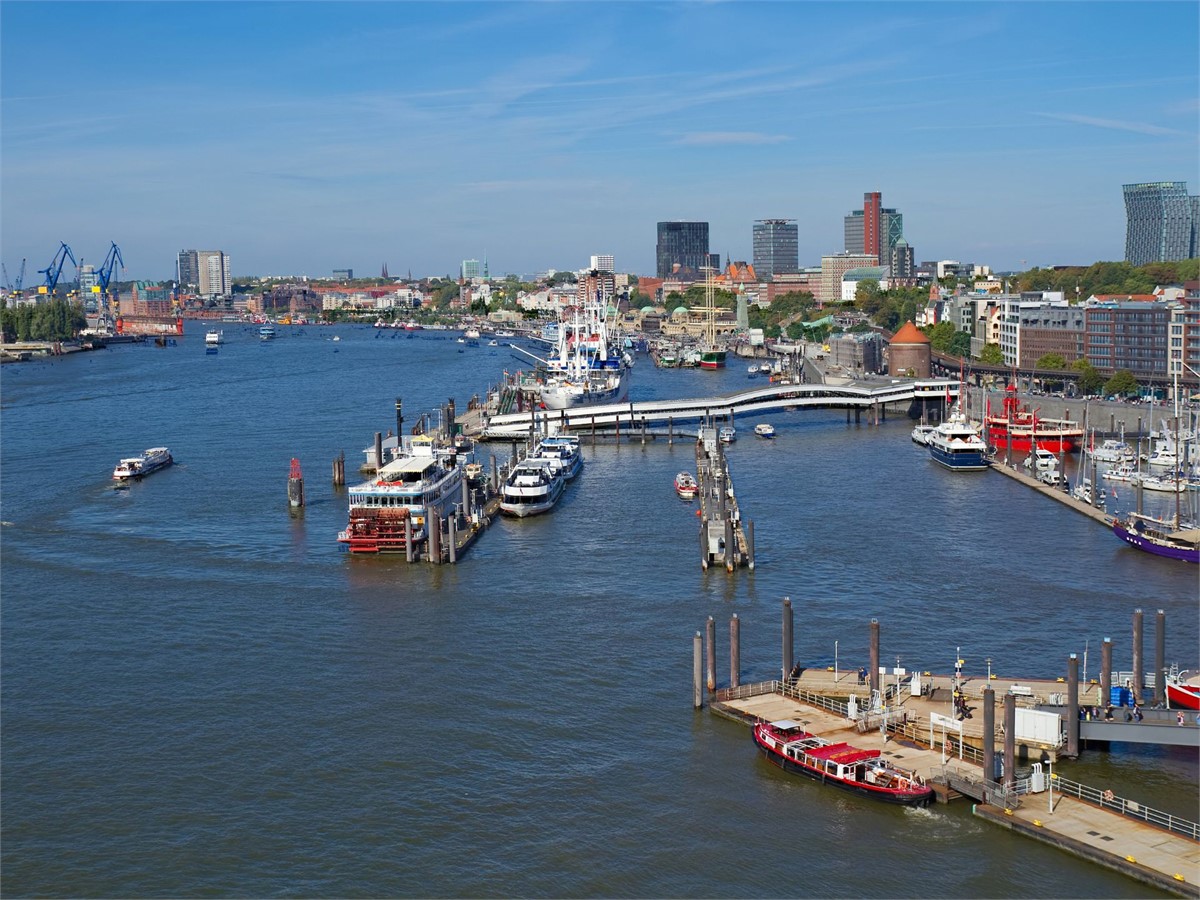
[1166, 675, 1200, 710]
[985, 386, 1083, 453]
[752, 720, 934, 806]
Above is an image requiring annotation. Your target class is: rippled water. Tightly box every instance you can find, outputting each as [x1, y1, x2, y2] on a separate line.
[2, 324, 1195, 897]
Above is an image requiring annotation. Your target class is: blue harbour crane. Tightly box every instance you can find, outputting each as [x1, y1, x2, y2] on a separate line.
[2, 259, 27, 297]
[37, 242, 78, 297]
[94, 242, 125, 315]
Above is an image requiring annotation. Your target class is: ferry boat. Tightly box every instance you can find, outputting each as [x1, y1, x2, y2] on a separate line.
[258, 324, 277, 341]
[926, 406, 990, 470]
[675, 471, 698, 500]
[754, 423, 776, 439]
[752, 719, 934, 806]
[205, 329, 223, 346]
[499, 458, 565, 517]
[719, 426, 737, 444]
[531, 435, 583, 481]
[985, 386, 1082, 453]
[1111, 513, 1199, 563]
[337, 434, 465, 553]
[113, 447, 173, 480]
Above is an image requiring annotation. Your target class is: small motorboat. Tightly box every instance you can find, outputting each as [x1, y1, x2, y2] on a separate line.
[910, 424, 937, 446]
[754, 423, 776, 439]
[747, 364, 759, 378]
[675, 471, 698, 500]
[719, 426, 736, 444]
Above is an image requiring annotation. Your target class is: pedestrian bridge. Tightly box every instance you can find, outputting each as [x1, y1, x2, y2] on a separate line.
[1039, 705, 1200, 748]
[478, 377, 959, 440]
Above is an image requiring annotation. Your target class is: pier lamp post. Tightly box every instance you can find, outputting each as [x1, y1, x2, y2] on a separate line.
[987, 657, 992, 682]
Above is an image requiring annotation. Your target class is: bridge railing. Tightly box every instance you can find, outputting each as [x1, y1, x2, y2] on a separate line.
[1049, 774, 1200, 841]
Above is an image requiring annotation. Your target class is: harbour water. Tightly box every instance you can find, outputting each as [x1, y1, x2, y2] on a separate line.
[2, 323, 1196, 898]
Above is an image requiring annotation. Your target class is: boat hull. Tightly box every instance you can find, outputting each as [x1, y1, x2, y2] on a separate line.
[540, 367, 631, 411]
[1166, 681, 1200, 710]
[928, 443, 989, 470]
[752, 730, 933, 807]
[699, 350, 727, 370]
[1112, 520, 1199, 563]
[986, 428, 1078, 454]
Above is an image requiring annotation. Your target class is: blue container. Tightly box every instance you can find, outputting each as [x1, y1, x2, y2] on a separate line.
[1109, 686, 1131, 707]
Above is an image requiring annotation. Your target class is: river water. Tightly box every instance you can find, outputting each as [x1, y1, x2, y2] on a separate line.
[2, 323, 1196, 898]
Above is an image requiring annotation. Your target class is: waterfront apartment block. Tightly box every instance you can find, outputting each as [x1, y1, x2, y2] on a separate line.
[1168, 288, 1200, 392]
[656, 221, 710, 278]
[751, 219, 798, 277]
[576, 269, 616, 304]
[1084, 298, 1172, 383]
[1123, 182, 1199, 267]
[178, 250, 231, 299]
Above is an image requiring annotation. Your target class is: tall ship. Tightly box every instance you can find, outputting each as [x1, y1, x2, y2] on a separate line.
[697, 266, 726, 369]
[515, 295, 632, 410]
[927, 405, 990, 470]
[985, 385, 1083, 453]
[1111, 514, 1199, 563]
[338, 434, 465, 554]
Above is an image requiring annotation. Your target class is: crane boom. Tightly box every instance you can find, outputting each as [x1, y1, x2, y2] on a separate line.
[37, 242, 78, 295]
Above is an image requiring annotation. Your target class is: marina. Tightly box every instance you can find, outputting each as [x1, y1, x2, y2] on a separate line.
[2, 321, 1196, 898]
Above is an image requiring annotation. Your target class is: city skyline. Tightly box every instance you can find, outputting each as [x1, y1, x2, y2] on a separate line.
[2, 2, 1198, 282]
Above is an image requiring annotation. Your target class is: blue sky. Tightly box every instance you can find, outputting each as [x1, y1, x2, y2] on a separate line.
[2, 2, 1197, 282]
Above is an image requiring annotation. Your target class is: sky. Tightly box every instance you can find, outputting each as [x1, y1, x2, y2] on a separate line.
[2, 1, 1198, 283]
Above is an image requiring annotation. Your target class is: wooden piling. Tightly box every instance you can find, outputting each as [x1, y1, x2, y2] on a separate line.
[447, 514, 457, 564]
[641, 416, 647, 445]
[730, 614, 740, 689]
[705, 616, 716, 692]
[746, 520, 755, 570]
[428, 512, 442, 564]
[693, 632, 704, 709]
[724, 515, 734, 571]
[982, 686, 996, 782]
[490, 454, 498, 493]
[462, 478, 471, 519]
[782, 597, 793, 681]
[1155, 610, 1165, 706]
[1132, 608, 1144, 705]
[404, 516, 414, 563]
[1066, 653, 1080, 758]
[1003, 693, 1016, 789]
[332, 451, 345, 486]
[668, 416, 674, 445]
[699, 520, 708, 570]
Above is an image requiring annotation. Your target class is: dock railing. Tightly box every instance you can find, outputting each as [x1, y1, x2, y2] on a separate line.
[715, 679, 851, 718]
[938, 765, 1021, 810]
[1049, 774, 1200, 841]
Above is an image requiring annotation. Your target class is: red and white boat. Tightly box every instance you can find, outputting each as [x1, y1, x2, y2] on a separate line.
[675, 471, 698, 500]
[985, 386, 1083, 453]
[1166, 672, 1200, 710]
[752, 719, 934, 806]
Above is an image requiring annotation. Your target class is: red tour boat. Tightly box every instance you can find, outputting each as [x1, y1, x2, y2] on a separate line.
[753, 719, 934, 806]
[985, 385, 1083, 453]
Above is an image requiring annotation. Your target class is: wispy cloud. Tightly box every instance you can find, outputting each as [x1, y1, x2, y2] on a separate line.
[1034, 112, 1184, 137]
[675, 131, 790, 146]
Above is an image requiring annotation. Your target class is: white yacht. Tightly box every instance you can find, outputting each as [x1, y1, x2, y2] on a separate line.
[531, 436, 583, 481]
[499, 458, 565, 517]
[113, 447, 173, 480]
[926, 406, 990, 471]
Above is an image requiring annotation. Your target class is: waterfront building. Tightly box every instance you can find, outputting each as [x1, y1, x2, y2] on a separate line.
[888, 320, 931, 378]
[178, 250, 231, 300]
[589, 254, 615, 273]
[819, 253, 877, 306]
[128, 281, 174, 316]
[767, 269, 821, 303]
[1168, 285, 1200, 396]
[752, 219, 798, 277]
[1123, 181, 1199, 267]
[1083, 297, 1172, 383]
[656, 221, 710, 278]
[998, 297, 1071, 368]
[576, 269, 616, 305]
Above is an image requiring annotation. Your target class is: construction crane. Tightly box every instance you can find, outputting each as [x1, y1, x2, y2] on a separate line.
[37, 242, 78, 297]
[94, 242, 125, 316]
[2, 259, 26, 298]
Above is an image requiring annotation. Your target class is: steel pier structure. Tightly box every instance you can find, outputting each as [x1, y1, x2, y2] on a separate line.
[473, 378, 960, 440]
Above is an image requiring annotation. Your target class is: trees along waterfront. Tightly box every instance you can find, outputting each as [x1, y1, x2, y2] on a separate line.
[1, 298, 87, 342]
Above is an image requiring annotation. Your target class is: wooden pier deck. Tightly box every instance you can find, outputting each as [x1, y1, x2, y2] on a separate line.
[712, 689, 1200, 897]
[989, 459, 1112, 525]
[694, 427, 752, 571]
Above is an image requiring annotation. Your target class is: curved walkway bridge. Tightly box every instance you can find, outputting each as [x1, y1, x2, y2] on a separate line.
[475, 376, 960, 440]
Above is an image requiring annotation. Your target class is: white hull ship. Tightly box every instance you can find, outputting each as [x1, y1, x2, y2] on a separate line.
[499, 458, 565, 517]
[338, 434, 465, 553]
[113, 447, 173, 480]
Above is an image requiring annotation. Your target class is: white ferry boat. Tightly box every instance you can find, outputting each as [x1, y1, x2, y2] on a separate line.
[338, 434, 465, 553]
[113, 447, 173, 480]
[754, 423, 776, 439]
[205, 329, 223, 346]
[258, 324, 277, 341]
[499, 458, 565, 517]
[531, 436, 583, 481]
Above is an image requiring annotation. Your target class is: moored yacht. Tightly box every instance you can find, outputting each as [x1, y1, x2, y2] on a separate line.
[499, 458, 565, 517]
[531, 435, 583, 481]
[926, 406, 989, 470]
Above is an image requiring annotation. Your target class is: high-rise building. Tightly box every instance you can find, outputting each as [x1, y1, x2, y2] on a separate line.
[1123, 182, 1199, 266]
[844, 196, 902, 264]
[461, 259, 480, 280]
[752, 219, 799, 277]
[656, 221, 709, 278]
[863, 192, 882, 263]
[178, 250, 230, 298]
[589, 254, 615, 273]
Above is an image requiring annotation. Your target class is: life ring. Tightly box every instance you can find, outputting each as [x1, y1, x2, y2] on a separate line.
[1102, 789, 1114, 802]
